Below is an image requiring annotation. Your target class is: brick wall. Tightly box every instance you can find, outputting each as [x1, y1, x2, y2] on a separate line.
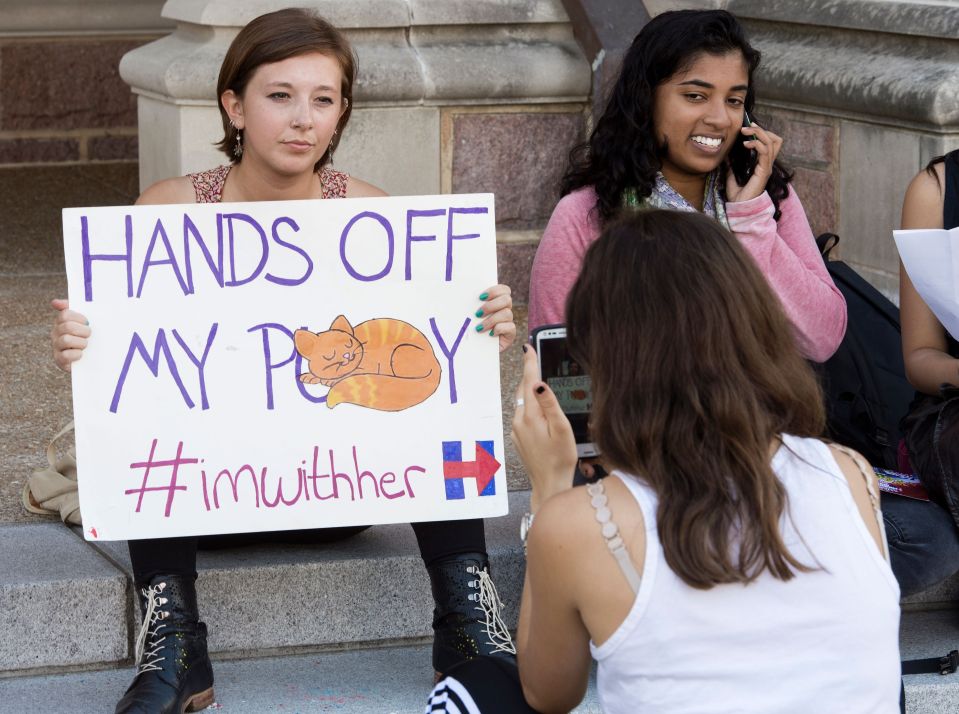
[756, 105, 839, 239]
[0, 36, 159, 166]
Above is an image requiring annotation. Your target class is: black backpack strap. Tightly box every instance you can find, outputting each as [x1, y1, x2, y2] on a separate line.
[817, 232, 840, 260]
[902, 650, 959, 675]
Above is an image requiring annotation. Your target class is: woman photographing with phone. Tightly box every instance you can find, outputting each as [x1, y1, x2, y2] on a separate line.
[529, 9, 845, 363]
[429, 210, 900, 714]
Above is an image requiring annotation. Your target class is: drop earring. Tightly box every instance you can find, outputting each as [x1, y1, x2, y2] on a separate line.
[327, 129, 337, 165]
[230, 120, 243, 158]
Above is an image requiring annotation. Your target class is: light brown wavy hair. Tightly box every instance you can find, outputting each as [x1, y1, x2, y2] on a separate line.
[565, 210, 826, 588]
[215, 8, 356, 169]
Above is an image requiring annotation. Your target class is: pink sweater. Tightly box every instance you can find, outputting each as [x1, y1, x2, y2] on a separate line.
[528, 187, 846, 362]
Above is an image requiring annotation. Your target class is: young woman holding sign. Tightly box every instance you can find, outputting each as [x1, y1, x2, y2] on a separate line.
[50, 9, 516, 713]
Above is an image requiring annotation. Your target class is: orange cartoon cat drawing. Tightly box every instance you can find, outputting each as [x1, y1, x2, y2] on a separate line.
[294, 316, 442, 411]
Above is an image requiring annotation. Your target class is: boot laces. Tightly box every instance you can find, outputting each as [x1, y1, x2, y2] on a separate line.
[133, 582, 170, 674]
[467, 566, 516, 655]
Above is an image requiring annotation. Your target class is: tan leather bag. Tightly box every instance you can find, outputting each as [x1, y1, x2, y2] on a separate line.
[23, 421, 81, 526]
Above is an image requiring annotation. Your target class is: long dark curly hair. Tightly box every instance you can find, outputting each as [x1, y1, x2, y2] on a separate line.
[562, 9, 793, 224]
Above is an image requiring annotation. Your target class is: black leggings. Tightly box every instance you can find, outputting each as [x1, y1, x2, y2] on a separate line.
[129, 518, 486, 583]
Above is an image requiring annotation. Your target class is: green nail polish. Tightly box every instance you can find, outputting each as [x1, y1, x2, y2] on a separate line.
[479, 292, 489, 300]
[489, 329, 495, 336]
[475, 308, 484, 318]
[475, 323, 484, 332]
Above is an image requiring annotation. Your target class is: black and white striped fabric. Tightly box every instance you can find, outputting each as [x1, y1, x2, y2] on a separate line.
[424, 656, 535, 714]
[426, 676, 482, 714]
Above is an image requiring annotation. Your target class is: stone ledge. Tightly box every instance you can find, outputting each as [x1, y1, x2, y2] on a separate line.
[0, 0, 172, 37]
[121, 27, 589, 105]
[728, 0, 959, 129]
[731, 0, 959, 40]
[743, 25, 959, 128]
[162, 0, 568, 29]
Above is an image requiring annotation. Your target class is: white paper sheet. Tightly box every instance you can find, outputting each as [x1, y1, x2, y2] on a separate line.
[894, 227, 959, 341]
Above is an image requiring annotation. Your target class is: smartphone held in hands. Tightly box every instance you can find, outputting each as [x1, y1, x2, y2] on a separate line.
[531, 324, 599, 458]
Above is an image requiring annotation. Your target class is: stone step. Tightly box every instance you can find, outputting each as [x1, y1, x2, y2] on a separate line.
[901, 610, 959, 713]
[1, 491, 530, 675]
[6, 485, 959, 676]
[0, 642, 603, 713]
[903, 573, 959, 612]
[2, 612, 957, 713]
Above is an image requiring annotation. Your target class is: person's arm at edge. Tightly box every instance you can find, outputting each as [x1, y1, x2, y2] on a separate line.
[725, 188, 847, 362]
[900, 164, 957, 395]
[529, 190, 598, 335]
[517, 489, 594, 713]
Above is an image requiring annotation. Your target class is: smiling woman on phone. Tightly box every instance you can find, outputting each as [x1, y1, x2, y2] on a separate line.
[528, 9, 845, 364]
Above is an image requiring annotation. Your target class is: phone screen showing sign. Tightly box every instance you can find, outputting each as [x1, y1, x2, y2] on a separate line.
[538, 336, 591, 442]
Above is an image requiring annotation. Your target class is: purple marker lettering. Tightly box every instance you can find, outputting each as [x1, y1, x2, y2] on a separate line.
[213, 466, 261, 509]
[405, 208, 445, 280]
[125, 439, 197, 517]
[110, 329, 196, 414]
[353, 446, 380, 499]
[329, 449, 355, 501]
[247, 322, 294, 410]
[136, 218, 189, 298]
[261, 465, 305, 508]
[200, 468, 211, 511]
[307, 446, 334, 500]
[171, 323, 218, 410]
[429, 317, 470, 404]
[379, 471, 404, 499]
[183, 214, 224, 293]
[403, 465, 426, 498]
[294, 337, 327, 404]
[339, 211, 394, 282]
[445, 206, 488, 281]
[266, 216, 313, 287]
[81, 214, 134, 301]
[223, 213, 269, 287]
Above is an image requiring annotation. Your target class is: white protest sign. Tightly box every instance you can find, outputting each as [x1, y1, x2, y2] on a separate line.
[895, 227, 959, 340]
[63, 194, 507, 541]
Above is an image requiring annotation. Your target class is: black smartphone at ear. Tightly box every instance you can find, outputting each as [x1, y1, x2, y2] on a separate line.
[730, 110, 757, 187]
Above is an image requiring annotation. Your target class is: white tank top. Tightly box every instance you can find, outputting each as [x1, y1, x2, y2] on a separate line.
[589, 435, 901, 713]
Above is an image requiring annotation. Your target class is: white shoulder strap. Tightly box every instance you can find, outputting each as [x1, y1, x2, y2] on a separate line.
[830, 444, 890, 561]
[586, 479, 642, 594]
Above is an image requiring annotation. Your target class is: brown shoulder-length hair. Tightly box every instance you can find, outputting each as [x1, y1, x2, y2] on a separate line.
[566, 210, 826, 589]
[215, 8, 356, 170]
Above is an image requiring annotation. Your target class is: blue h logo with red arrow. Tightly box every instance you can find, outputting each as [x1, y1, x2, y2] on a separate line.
[442, 441, 500, 500]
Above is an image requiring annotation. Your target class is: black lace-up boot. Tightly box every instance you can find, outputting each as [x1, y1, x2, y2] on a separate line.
[115, 574, 214, 714]
[427, 552, 516, 677]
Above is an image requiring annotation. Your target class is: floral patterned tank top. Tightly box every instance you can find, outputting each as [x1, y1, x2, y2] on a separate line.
[188, 164, 349, 203]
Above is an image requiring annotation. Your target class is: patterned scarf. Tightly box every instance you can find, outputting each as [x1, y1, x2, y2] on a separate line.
[623, 171, 730, 229]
